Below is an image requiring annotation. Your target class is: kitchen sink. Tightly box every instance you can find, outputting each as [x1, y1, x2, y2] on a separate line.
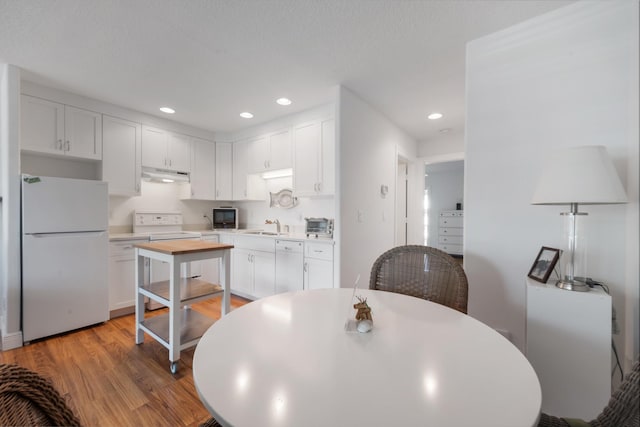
[243, 230, 288, 236]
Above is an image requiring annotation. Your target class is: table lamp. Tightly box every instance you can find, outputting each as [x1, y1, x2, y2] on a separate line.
[531, 145, 628, 291]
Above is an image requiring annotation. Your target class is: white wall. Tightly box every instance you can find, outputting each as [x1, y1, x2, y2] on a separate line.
[418, 128, 465, 159]
[465, 0, 639, 367]
[0, 64, 22, 349]
[425, 161, 464, 247]
[338, 86, 418, 289]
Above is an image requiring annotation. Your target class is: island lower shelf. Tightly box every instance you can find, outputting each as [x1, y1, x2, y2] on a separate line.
[139, 308, 215, 351]
[139, 278, 224, 308]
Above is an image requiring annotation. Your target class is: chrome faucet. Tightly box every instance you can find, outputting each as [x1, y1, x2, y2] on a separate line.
[274, 219, 281, 233]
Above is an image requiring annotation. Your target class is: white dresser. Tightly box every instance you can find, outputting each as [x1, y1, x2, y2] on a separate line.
[438, 210, 463, 255]
[526, 278, 611, 420]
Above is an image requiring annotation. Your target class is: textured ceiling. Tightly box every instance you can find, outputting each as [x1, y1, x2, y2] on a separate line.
[0, 0, 572, 142]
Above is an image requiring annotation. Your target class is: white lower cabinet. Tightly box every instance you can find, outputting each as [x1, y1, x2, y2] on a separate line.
[108, 239, 142, 316]
[275, 240, 304, 294]
[230, 236, 275, 299]
[304, 241, 334, 290]
[198, 234, 221, 284]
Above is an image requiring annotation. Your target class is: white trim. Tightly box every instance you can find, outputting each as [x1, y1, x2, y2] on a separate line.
[1, 331, 23, 350]
[421, 152, 464, 165]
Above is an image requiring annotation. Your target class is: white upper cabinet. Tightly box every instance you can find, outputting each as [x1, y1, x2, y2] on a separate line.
[247, 129, 292, 173]
[141, 126, 191, 172]
[233, 139, 249, 200]
[167, 132, 191, 172]
[186, 138, 216, 200]
[293, 117, 335, 197]
[215, 142, 233, 200]
[268, 129, 292, 170]
[21, 94, 102, 160]
[102, 115, 141, 196]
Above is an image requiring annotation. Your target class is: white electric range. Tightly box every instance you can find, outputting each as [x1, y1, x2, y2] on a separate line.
[133, 211, 202, 309]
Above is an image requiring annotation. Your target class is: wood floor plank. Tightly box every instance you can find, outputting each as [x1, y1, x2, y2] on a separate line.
[0, 295, 250, 427]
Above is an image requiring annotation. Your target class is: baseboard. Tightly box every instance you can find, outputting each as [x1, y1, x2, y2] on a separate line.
[1, 331, 23, 351]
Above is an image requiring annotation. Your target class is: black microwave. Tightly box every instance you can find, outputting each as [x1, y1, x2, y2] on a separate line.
[213, 208, 238, 229]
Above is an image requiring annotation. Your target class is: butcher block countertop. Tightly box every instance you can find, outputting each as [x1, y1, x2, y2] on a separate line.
[134, 240, 234, 255]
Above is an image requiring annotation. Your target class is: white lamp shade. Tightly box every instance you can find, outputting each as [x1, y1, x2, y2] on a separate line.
[531, 145, 628, 205]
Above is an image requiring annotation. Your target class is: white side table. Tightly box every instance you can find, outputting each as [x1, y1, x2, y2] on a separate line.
[525, 278, 611, 420]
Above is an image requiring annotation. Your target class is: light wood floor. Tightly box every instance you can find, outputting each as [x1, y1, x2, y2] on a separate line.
[0, 295, 250, 427]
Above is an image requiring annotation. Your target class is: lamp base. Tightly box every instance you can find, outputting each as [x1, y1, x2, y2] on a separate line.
[555, 279, 590, 292]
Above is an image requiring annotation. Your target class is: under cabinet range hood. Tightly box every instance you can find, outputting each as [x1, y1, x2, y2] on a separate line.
[141, 167, 190, 183]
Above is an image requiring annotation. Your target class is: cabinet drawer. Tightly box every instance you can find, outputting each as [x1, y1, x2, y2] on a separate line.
[438, 235, 463, 245]
[109, 240, 143, 257]
[439, 244, 463, 255]
[304, 241, 333, 261]
[440, 211, 463, 218]
[234, 235, 275, 252]
[439, 227, 463, 237]
[276, 239, 303, 253]
[438, 216, 463, 228]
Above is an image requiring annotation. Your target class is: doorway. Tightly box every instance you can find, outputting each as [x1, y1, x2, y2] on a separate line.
[424, 160, 464, 252]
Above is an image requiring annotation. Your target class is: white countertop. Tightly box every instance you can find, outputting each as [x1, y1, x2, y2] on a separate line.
[109, 229, 334, 243]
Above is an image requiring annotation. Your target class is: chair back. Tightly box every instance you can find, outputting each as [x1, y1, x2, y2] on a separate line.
[369, 245, 468, 313]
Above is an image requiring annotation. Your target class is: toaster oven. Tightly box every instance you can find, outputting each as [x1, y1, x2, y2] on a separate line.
[305, 217, 334, 238]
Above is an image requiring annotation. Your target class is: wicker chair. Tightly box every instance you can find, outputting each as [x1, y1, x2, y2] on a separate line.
[369, 245, 468, 314]
[199, 416, 222, 427]
[0, 363, 81, 427]
[537, 358, 639, 427]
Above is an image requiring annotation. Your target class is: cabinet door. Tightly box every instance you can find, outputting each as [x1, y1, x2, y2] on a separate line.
[102, 115, 141, 196]
[319, 118, 335, 195]
[304, 258, 334, 290]
[109, 241, 137, 312]
[232, 248, 253, 295]
[215, 142, 233, 200]
[232, 139, 249, 200]
[275, 252, 304, 294]
[20, 95, 65, 155]
[167, 132, 191, 172]
[268, 129, 292, 170]
[293, 121, 321, 196]
[199, 236, 221, 284]
[141, 126, 168, 169]
[252, 250, 276, 298]
[190, 138, 216, 200]
[247, 135, 268, 173]
[64, 105, 102, 160]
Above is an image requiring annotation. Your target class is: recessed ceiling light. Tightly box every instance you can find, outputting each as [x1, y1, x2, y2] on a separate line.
[159, 107, 175, 114]
[428, 112, 443, 120]
[240, 112, 254, 119]
[439, 128, 451, 133]
[276, 98, 292, 106]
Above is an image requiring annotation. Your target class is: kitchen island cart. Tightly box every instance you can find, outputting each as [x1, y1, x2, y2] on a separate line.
[134, 240, 233, 373]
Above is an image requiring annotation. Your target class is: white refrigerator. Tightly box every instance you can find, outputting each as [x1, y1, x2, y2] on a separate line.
[22, 175, 109, 342]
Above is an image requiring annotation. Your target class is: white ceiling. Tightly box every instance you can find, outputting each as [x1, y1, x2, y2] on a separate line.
[0, 0, 572, 142]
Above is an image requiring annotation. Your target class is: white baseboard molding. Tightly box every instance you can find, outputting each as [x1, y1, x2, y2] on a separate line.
[1, 331, 23, 350]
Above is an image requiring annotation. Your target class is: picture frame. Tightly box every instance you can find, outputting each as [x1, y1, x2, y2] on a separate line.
[528, 246, 561, 283]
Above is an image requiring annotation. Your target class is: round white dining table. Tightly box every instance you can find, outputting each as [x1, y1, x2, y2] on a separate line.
[193, 288, 541, 427]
